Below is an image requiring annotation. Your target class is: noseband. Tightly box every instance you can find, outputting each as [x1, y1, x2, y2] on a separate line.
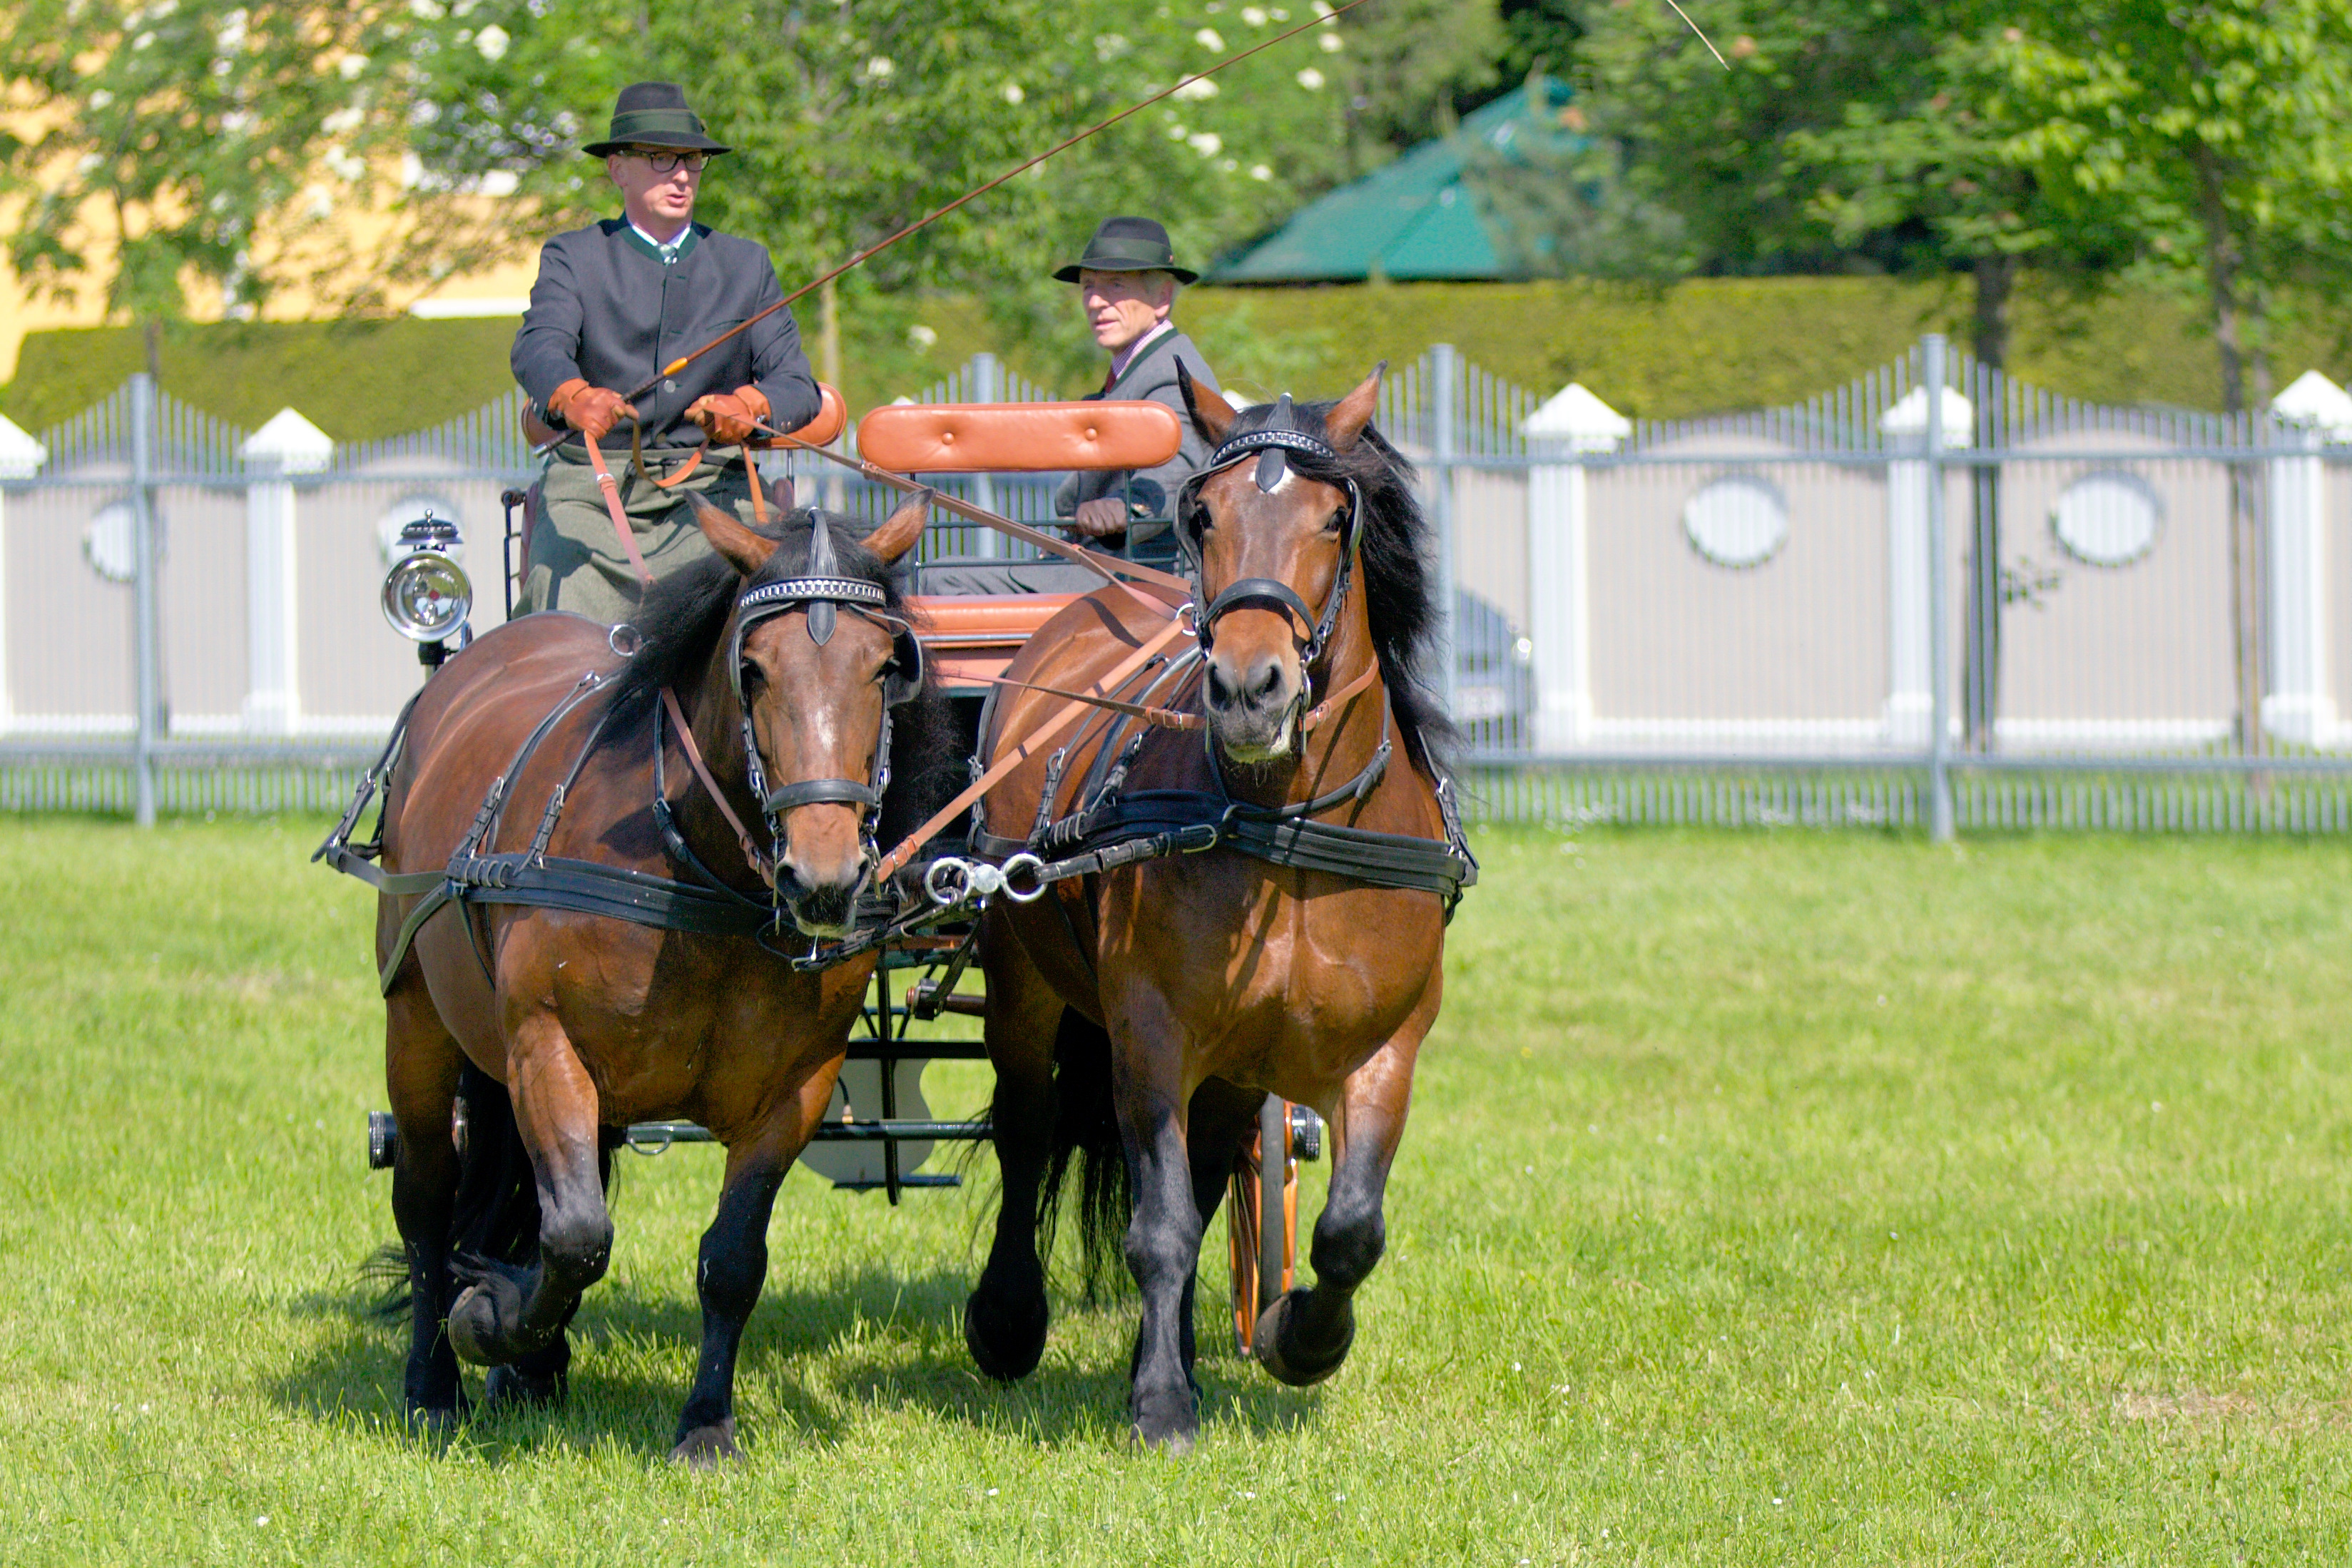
[726, 519, 923, 868]
[1176, 397, 1365, 682]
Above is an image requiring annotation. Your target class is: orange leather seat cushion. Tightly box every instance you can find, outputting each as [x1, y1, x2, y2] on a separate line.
[857, 401, 1181, 473]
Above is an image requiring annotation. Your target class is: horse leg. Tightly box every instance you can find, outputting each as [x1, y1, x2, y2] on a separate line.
[1178, 1079, 1266, 1378]
[1116, 1002, 1208, 1452]
[671, 1071, 831, 1467]
[385, 986, 466, 1432]
[965, 920, 1064, 1381]
[446, 1012, 614, 1369]
[1253, 1002, 1437, 1388]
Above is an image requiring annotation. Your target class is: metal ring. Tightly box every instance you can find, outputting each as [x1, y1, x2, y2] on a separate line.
[925, 858, 972, 907]
[1000, 852, 1049, 902]
[608, 622, 643, 658]
[625, 1126, 676, 1156]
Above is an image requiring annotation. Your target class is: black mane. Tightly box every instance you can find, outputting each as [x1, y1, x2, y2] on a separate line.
[1216, 397, 1457, 773]
[604, 508, 962, 843]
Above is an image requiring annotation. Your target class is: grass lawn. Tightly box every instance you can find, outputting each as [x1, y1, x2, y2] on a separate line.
[1, 816, 2347, 1564]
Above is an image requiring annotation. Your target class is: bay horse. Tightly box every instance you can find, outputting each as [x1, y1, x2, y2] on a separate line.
[962, 367, 1469, 1451]
[361, 492, 952, 1462]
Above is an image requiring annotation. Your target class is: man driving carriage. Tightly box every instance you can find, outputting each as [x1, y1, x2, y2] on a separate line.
[916, 216, 1226, 594]
[511, 81, 822, 623]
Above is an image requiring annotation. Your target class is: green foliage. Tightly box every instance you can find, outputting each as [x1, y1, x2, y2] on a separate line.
[6, 820, 2352, 1562]
[1992, 0, 2352, 409]
[0, 1, 410, 322]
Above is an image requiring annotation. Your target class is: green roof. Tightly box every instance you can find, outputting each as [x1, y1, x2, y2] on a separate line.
[1211, 78, 1579, 283]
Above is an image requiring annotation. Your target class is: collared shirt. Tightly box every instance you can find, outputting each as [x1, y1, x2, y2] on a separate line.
[628, 217, 693, 264]
[1105, 320, 1176, 389]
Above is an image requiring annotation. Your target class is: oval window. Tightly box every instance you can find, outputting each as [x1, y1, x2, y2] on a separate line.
[85, 499, 165, 583]
[2051, 471, 2161, 566]
[1684, 474, 1788, 568]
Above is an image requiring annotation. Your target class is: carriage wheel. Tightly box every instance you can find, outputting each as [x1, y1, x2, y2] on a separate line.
[1227, 1094, 1300, 1355]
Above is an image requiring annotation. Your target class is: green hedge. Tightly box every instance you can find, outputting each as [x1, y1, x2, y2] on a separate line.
[9, 277, 2343, 440]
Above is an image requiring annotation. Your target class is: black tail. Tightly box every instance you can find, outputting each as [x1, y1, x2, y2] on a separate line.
[1032, 1009, 1133, 1296]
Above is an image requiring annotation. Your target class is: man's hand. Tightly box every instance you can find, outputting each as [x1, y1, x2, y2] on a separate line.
[546, 379, 638, 442]
[1070, 497, 1132, 539]
[685, 386, 773, 445]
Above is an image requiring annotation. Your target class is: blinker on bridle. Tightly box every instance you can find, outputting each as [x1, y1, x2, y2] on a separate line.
[725, 515, 924, 865]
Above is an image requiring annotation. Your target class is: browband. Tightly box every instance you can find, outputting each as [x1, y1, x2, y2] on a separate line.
[736, 576, 890, 615]
[1205, 426, 1338, 470]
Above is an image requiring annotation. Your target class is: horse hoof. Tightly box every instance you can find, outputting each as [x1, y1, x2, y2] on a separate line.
[484, 1363, 567, 1410]
[1253, 1290, 1352, 1387]
[1129, 1389, 1199, 1455]
[962, 1286, 1049, 1383]
[671, 1420, 741, 1469]
[404, 1402, 463, 1438]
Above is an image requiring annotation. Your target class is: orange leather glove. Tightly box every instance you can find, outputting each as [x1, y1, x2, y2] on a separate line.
[546, 377, 637, 442]
[686, 386, 773, 445]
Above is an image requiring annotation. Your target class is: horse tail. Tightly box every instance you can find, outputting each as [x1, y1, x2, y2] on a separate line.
[1029, 1008, 1132, 1297]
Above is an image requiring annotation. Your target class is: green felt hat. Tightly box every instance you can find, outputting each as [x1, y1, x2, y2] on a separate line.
[1054, 217, 1198, 285]
[582, 81, 730, 158]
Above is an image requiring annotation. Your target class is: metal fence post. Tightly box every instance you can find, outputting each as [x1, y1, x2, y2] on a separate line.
[1923, 335, 1955, 841]
[1431, 343, 1460, 721]
[129, 372, 161, 826]
[971, 352, 1002, 557]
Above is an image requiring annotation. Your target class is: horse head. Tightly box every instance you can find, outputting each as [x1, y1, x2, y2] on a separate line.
[1175, 364, 1383, 766]
[687, 490, 928, 937]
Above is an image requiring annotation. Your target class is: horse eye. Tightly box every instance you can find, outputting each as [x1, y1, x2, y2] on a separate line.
[738, 659, 764, 693]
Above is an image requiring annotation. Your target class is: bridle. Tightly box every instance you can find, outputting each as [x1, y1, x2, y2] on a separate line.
[723, 515, 924, 874]
[1174, 396, 1368, 736]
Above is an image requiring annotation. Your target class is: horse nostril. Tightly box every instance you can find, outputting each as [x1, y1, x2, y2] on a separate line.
[1206, 661, 1238, 709]
[1248, 659, 1284, 703]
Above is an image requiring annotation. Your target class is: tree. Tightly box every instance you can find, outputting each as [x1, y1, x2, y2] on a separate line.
[1, 0, 399, 334]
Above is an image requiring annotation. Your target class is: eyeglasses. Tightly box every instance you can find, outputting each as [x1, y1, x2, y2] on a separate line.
[627, 149, 709, 173]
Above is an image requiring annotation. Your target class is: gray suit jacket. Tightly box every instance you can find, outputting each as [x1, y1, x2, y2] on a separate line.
[512, 218, 820, 452]
[1054, 326, 1221, 565]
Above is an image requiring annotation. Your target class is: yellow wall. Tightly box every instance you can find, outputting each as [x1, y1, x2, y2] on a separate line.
[0, 131, 542, 382]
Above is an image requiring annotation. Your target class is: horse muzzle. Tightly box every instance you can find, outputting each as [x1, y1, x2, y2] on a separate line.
[1204, 648, 1303, 764]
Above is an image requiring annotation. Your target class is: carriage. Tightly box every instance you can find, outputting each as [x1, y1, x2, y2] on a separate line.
[325, 370, 1470, 1453]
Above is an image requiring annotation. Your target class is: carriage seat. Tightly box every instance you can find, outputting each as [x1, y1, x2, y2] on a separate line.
[910, 594, 1076, 692]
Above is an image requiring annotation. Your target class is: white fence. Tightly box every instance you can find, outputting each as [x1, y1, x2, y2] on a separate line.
[9, 338, 2352, 831]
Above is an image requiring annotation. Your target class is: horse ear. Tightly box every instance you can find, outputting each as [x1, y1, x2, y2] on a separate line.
[768, 474, 795, 513]
[687, 491, 776, 576]
[1326, 362, 1386, 452]
[1177, 359, 1237, 444]
[865, 489, 932, 564]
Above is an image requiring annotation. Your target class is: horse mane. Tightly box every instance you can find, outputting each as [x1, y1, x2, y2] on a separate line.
[602, 508, 964, 839]
[1218, 397, 1457, 773]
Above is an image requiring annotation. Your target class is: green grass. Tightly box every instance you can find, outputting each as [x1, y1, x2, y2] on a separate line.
[1, 818, 2348, 1564]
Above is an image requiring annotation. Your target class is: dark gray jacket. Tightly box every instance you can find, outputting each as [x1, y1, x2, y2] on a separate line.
[1054, 326, 1221, 565]
[511, 218, 821, 451]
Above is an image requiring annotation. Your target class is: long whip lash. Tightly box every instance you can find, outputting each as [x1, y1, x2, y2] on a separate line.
[623, 0, 1379, 403]
[1661, 0, 1731, 68]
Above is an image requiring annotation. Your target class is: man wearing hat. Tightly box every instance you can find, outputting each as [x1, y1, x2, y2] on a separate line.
[917, 216, 1223, 594]
[511, 81, 821, 622]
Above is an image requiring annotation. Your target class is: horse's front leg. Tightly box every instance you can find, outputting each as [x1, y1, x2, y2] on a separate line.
[1113, 999, 1208, 1453]
[965, 909, 1067, 1382]
[671, 1062, 838, 1467]
[446, 1009, 613, 1370]
[1254, 990, 1440, 1388]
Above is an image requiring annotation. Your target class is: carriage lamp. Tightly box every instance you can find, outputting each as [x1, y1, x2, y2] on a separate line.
[381, 513, 474, 664]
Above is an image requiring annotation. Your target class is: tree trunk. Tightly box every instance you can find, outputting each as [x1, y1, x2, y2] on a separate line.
[1962, 254, 2015, 751]
[2195, 143, 2264, 758]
